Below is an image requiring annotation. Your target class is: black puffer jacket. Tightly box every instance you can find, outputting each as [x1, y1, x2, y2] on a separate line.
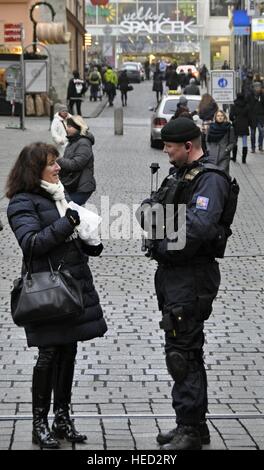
[229, 96, 250, 136]
[7, 189, 107, 347]
[58, 133, 96, 193]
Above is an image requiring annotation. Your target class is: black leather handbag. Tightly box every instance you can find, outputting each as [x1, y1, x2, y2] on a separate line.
[11, 235, 84, 327]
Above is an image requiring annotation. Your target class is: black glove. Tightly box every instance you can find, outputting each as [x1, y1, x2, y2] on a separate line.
[65, 208, 80, 227]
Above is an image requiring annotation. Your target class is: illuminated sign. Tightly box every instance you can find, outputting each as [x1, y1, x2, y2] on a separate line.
[252, 18, 264, 41]
[120, 8, 195, 35]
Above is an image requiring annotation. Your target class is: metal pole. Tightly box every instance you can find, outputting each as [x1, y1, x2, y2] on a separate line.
[23, 42, 52, 130]
[20, 24, 25, 130]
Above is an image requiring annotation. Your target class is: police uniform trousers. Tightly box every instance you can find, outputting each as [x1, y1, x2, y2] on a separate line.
[155, 261, 220, 426]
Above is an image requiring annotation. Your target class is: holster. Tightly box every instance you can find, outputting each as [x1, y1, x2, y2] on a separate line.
[159, 306, 187, 335]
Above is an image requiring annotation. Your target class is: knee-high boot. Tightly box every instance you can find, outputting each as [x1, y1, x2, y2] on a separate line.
[231, 145, 237, 162]
[32, 366, 60, 449]
[52, 344, 87, 443]
[242, 147, 248, 163]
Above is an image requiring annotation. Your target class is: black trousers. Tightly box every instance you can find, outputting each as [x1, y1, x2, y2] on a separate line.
[68, 99, 82, 115]
[155, 262, 220, 425]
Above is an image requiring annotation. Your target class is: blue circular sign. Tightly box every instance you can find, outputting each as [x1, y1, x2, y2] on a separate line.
[218, 78, 228, 88]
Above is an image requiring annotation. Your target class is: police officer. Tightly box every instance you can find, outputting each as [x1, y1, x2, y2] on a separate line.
[139, 118, 234, 450]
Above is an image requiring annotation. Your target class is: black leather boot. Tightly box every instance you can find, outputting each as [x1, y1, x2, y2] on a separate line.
[160, 424, 202, 450]
[32, 366, 60, 449]
[157, 420, 210, 446]
[242, 147, 248, 163]
[52, 344, 86, 443]
[52, 406, 87, 443]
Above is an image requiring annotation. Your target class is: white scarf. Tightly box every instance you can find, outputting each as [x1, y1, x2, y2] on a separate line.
[40, 180, 69, 217]
[40, 179, 101, 246]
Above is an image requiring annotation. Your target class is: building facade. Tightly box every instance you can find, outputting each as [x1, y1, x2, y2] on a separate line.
[0, 0, 86, 109]
[85, 0, 231, 69]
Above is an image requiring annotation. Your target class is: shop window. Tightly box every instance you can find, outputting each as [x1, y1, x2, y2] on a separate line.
[118, 3, 138, 24]
[210, 0, 228, 16]
[158, 1, 197, 24]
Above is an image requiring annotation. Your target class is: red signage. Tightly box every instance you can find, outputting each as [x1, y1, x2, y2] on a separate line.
[4, 23, 21, 42]
[90, 0, 109, 5]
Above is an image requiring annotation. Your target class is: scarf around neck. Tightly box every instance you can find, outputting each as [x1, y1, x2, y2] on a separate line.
[207, 122, 231, 143]
[40, 180, 69, 217]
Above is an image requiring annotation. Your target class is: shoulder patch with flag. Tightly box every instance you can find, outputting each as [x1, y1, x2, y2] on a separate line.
[196, 196, 209, 211]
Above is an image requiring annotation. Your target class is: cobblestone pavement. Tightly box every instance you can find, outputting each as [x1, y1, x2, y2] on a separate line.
[0, 82, 264, 451]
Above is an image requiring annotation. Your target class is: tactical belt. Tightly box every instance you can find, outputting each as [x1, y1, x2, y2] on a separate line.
[159, 255, 215, 268]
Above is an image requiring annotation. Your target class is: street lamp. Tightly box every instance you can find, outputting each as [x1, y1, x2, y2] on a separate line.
[30, 2, 56, 54]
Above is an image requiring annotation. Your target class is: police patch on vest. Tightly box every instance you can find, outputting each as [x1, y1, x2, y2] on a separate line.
[196, 196, 209, 210]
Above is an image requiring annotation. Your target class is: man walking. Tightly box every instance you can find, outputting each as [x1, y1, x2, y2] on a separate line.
[67, 70, 87, 115]
[138, 118, 238, 450]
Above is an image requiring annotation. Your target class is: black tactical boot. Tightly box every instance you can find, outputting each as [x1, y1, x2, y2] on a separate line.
[242, 147, 248, 164]
[32, 366, 60, 449]
[52, 406, 87, 443]
[231, 145, 237, 162]
[157, 421, 210, 446]
[160, 424, 202, 451]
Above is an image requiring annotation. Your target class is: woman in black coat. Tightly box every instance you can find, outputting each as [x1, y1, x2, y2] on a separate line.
[117, 69, 130, 106]
[152, 65, 163, 103]
[6, 142, 107, 449]
[58, 115, 96, 205]
[229, 93, 250, 163]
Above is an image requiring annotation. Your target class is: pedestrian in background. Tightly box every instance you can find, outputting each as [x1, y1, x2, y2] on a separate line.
[247, 81, 264, 153]
[104, 66, 118, 107]
[58, 115, 96, 205]
[171, 96, 192, 120]
[183, 78, 200, 96]
[199, 64, 209, 88]
[6, 142, 107, 449]
[88, 66, 102, 102]
[50, 103, 70, 157]
[118, 69, 130, 107]
[206, 110, 235, 174]
[67, 70, 87, 115]
[229, 93, 250, 163]
[152, 64, 163, 104]
[198, 93, 218, 153]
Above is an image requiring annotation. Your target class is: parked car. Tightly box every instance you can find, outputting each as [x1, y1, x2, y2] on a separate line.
[119, 62, 142, 83]
[150, 91, 201, 148]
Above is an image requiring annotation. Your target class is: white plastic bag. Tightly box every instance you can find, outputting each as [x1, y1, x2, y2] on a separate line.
[68, 201, 102, 245]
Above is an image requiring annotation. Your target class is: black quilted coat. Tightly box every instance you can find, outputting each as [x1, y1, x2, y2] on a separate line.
[7, 189, 107, 347]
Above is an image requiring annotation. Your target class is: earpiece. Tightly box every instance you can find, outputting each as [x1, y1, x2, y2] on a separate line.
[185, 143, 191, 151]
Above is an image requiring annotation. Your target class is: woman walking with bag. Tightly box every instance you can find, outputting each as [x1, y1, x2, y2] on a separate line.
[6, 142, 107, 449]
[58, 115, 96, 205]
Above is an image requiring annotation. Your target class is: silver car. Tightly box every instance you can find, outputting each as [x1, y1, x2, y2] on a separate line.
[150, 92, 201, 148]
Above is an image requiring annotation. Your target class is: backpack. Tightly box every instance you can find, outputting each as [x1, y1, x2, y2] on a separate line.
[185, 163, 240, 257]
[90, 72, 99, 81]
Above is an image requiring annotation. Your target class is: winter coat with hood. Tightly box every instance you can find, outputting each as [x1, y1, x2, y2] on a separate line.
[229, 95, 250, 136]
[50, 112, 68, 156]
[7, 189, 107, 347]
[58, 132, 96, 194]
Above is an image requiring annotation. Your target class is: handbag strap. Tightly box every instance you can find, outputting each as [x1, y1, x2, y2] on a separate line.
[26, 234, 65, 281]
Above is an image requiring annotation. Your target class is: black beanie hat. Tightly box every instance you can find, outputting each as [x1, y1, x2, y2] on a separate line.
[161, 117, 201, 143]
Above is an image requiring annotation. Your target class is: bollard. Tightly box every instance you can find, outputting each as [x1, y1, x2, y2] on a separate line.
[114, 107, 123, 135]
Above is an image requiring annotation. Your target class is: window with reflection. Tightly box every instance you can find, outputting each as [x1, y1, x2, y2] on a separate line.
[158, 1, 197, 23]
[210, 0, 228, 16]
